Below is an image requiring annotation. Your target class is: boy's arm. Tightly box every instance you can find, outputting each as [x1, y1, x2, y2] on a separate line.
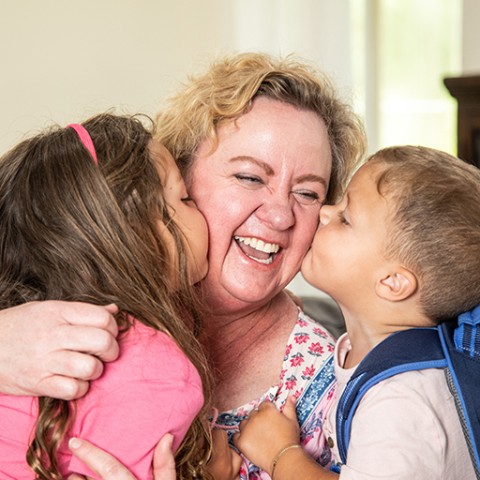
[233, 397, 338, 480]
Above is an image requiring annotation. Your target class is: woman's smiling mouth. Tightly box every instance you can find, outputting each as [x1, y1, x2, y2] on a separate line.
[234, 236, 281, 265]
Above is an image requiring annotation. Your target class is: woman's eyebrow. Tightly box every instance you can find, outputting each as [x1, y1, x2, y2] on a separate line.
[229, 156, 274, 175]
[296, 173, 328, 189]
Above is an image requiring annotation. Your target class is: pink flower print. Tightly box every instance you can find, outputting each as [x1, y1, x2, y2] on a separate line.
[280, 368, 287, 380]
[290, 353, 305, 367]
[295, 333, 309, 344]
[236, 407, 249, 417]
[298, 318, 308, 327]
[308, 342, 324, 356]
[285, 343, 293, 356]
[313, 326, 328, 338]
[302, 365, 316, 379]
[327, 343, 335, 353]
[294, 389, 303, 398]
[285, 376, 297, 390]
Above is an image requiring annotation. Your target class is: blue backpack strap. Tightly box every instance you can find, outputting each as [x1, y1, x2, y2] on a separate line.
[335, 327, 447, 464]
[441, 305, 480, 477]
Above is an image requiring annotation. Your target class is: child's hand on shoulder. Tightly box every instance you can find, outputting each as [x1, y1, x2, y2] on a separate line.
[233, 396, 300, 475]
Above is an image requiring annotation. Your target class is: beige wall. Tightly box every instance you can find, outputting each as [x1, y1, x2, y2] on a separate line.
[0, 0, 476, 298]
[463, 0, 480, 73]
[0, 0, 230, 150]
[0, 0, 354, 153]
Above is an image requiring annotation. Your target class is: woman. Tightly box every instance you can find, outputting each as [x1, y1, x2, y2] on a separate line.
[0, 52, 366, 477]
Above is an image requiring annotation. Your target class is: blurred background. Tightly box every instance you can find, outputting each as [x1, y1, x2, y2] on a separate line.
[1, 0, 478, 296]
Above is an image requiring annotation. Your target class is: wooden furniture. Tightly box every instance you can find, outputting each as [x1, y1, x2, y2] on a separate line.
[444, 75, 480, 168]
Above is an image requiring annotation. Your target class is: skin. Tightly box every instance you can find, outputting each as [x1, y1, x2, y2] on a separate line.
[190, 96, 331, 313]
[0, 301, 119, 399]
[69, 431, 242, 480]
[0, 97, 333, 477]
[189, 97, 332, 410]
[68, 435, 175, 480]
[68, 142, 238, 479]
[302, 161, 427, 365]
[233, 161, 431, 479]
[75, 97, 334, 477]
[151, 141, 209, 284]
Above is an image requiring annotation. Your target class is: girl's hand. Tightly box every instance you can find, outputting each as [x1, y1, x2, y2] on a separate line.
[206, 429, 242, 480]
[67, 434, 176, 480]
[233, 397, 300, 474]
[0, 301, 119, 400]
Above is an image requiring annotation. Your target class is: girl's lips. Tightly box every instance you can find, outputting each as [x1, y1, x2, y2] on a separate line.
[234, 236, 281, 265]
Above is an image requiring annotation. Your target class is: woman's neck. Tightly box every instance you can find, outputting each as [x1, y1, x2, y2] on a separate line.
[201, 291, 298, 410]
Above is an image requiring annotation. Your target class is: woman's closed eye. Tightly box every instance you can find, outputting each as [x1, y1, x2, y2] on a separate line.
[233, 173, 264, 186]
[291, 189, 322, 206]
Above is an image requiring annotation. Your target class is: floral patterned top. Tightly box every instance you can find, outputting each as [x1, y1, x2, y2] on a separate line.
[213, 309, 337, 479]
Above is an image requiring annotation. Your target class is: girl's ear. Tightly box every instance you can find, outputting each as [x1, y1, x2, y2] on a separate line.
[376, 267, 417, 302]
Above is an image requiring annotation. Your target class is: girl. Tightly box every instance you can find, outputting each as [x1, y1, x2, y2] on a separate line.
[0, 114, 212, 479]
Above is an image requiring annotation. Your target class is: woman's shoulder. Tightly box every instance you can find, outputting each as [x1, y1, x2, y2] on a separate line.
[300, 295, 345, 339]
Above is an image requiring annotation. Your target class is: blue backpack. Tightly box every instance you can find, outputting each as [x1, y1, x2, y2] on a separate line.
[335, 305, 480, 478]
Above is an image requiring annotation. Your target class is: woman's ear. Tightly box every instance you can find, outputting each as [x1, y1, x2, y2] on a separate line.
[376, 267, 417, 302]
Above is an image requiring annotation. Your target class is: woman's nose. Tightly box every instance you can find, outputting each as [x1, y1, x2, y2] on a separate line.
[255, 196, 295, 231]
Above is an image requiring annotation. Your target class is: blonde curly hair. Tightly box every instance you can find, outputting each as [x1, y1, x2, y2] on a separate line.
[156, 52, 367, 203]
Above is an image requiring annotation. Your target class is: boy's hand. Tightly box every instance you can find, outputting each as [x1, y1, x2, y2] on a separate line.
[233, 397, 300, 474]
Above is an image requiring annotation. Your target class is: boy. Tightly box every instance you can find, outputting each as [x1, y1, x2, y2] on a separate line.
[233, 146, 480, 479]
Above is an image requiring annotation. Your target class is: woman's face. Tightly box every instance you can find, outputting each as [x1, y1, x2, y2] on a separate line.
[187, 97, 332, 310]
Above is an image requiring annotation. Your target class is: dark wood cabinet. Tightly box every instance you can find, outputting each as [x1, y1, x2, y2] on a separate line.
[444, 75, 480, 168]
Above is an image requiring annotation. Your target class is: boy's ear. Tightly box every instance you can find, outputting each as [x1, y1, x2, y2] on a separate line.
[376, 267, 417, 302]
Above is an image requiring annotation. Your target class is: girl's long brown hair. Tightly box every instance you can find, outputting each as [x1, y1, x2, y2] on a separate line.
[0, 113, 212, 479]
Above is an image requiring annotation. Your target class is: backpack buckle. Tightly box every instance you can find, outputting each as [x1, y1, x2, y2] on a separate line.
[454, 305, 480, 358]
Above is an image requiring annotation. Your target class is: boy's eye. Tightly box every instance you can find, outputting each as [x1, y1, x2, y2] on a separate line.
[338, 211, 350, 225]
[291, 190, 321, 206]
[181, 196, 195, 204]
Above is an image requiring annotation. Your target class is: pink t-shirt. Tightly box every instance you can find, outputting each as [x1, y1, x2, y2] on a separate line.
[0, 320, 204, 480]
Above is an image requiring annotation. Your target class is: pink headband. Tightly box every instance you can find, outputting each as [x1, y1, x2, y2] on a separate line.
[68, 124, 98, 165]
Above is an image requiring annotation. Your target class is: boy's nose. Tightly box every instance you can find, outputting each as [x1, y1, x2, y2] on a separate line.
[319, 204, 334, 225]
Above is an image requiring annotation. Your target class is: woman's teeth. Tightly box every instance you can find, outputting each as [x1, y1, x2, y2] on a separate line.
[234, 236, 280, 264]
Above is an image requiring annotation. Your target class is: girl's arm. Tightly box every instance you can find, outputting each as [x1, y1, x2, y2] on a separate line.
[233, 397, 338, 480]
[0, 301, 119, 399]
[207, 429, 242, 480]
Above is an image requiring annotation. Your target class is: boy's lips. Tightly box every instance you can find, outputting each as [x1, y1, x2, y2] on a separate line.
[234, 236, 281, 265]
